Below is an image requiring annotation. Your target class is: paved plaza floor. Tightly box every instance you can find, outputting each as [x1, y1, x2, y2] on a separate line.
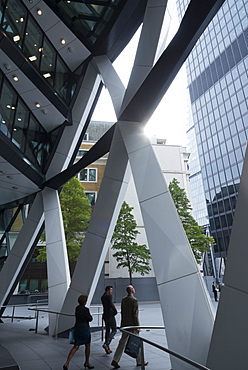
[0, 302, 171, 370]
[0, 300, 218, 370]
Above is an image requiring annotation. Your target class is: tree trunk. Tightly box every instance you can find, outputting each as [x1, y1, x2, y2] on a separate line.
[129, 270, 132, 285]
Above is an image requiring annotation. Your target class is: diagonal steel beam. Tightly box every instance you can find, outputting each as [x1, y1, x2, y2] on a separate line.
[119, 0, 226, 123]
[43, 124, 116, 189]
[44, 0, 225, 191]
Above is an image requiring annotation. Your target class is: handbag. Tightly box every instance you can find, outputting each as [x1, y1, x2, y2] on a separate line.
[124, 335, 141, 358]
[68, 328, 75, 344]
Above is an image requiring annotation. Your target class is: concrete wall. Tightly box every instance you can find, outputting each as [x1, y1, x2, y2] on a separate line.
[92, 276, 159, 304]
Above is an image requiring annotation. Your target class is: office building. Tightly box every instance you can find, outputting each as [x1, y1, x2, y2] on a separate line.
[2, 1, 247, 369]
[177, 0, 248, 266]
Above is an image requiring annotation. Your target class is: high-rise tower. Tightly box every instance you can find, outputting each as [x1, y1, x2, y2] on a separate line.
[177, 0, 248, 263]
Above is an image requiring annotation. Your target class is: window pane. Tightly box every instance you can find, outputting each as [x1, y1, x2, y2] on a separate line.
[23, 17, 43, 68]
[80, 169, 87, 181]
[86, 192, 96, 205]
[12, 100, 29, 151]
[89, 169, 96, 181]
[40, 37, 56, 85]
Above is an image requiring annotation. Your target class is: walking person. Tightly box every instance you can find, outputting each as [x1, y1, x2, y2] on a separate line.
[212, 282, 218, 302]
[111, 285, 148, 369]
[63, 295, 94, 370]
[101, 285, 117, 354]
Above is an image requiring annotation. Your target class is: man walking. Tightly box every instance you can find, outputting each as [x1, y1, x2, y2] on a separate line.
[111, 285, 148, 369]
[101, 286, 117, 354]
[212, 281, 218, 302]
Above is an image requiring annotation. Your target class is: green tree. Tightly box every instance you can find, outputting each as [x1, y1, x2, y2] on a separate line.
[168, 178, 215, 264]
[37, 177, 92, 261]
[111, 201, 151, 284]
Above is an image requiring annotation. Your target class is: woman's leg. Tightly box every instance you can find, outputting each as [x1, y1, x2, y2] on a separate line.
[65, 346, 79, 367]
[85, 343, 92, 366]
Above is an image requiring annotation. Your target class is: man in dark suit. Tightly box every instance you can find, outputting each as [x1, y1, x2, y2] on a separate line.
[212, 282, 218, 302]
[111, 285, 148, 368]
[101, 286, 117, 354]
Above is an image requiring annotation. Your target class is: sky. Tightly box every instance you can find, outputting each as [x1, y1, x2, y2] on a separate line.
[92, 7, 189, 148]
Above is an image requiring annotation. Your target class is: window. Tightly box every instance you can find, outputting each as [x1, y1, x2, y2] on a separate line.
[19, 279, 28, 293]
[79, 168, 97, 182]
[85, 192, 96, 205]
[77, 149, 88, 157]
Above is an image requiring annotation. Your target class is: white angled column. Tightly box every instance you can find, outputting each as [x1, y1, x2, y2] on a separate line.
[120, 0, 169, 114]
[42, 187, 70, 335]
[93, 55, 125, 117]
[58, 125, 131, 333]
[118, 121, 215, 369]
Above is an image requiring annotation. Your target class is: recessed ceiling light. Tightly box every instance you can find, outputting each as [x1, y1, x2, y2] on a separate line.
[29, 55, 37, 61]
[13, 35, 20, 42]
[12, 186, 18, 190]
[60, 38, 66, 45]
[35, 102, 41, 108]
[43, 73, 51, 78]
[13, 76, 19, 81]
[7, 175, 13, 179]
[42, 109, 47, 115]
[37, 9, 42, 15]
[0, 170, 5, 174]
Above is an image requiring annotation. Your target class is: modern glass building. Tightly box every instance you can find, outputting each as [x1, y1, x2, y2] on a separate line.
[3, 2, 248, 368]
[176, 0, 248, 262]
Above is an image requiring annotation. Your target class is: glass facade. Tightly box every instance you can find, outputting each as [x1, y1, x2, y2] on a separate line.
[46, 0, 124, 47]
[0, 0, 78, 103]
[0, 70, 59, 171]
[177, 0, 248, 258]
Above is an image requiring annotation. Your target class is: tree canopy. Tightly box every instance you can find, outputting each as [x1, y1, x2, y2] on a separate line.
[168, 178, 215, 264]
[36, 176, 92, 261]
[111, 201, 151, 284]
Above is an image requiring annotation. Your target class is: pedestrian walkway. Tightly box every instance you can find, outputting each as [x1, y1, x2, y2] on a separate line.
[0, 302, 171, 370]
[0, 299, 219, 370]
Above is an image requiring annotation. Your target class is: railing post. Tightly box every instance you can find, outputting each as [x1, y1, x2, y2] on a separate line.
[35, 309, 39, 333]
[140, 339, 145, 370]
[11, 306, 15, 322]
[55, 313, 59, 339]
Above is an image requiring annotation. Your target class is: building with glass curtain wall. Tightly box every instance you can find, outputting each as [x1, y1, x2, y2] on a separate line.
[4, 1, 247, 368]
[176, 0, 248, 263]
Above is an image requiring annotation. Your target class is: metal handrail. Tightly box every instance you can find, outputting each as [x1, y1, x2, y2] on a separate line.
[120, 326, 210, 370]
[28, 307, 108, 338]
[1, 302, 47, 322]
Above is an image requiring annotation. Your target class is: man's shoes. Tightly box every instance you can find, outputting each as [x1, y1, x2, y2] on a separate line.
[102, 343, 112, 354]
[111, 360, 120, 368]
[63, 365, 68, 370]
[137, 361, 148, 366]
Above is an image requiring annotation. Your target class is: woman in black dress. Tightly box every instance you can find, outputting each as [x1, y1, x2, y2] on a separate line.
[63, 295, 94, 369]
